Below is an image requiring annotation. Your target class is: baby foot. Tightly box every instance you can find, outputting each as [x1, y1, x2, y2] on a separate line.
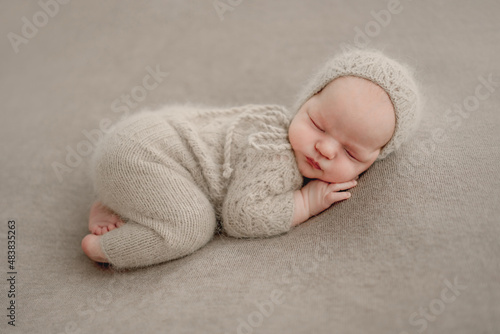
[81, 234, 108, 263]
[88, 201, 125, 235]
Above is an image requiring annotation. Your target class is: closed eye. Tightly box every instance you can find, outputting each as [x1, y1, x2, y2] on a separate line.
[345, 149, 358, 161]
[309, 116, 324, 132]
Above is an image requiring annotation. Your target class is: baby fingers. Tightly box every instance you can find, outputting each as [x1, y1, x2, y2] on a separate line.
[323, 180, 357, 204]
[326, 190, 351, 204]
[327, 180, 357, 192]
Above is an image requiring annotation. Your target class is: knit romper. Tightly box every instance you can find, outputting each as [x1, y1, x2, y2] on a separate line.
[90, 104, 304, 269]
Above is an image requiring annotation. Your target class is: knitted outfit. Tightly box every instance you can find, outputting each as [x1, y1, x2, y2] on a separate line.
[90, 49, 421, 269]
[91, 104, 303, 269]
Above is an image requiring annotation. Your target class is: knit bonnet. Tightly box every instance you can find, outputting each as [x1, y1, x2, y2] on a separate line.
[294, 49, 422, 160]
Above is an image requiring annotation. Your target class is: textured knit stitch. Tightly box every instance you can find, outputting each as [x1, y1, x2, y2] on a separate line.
[91, 104, 303, 268]
[294, 49, 422, 160]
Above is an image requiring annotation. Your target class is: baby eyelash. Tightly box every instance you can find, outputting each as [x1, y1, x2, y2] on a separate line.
[345, 149, 358, 161]
[310, 117, 324, 132]
[345, 149, 355, 158]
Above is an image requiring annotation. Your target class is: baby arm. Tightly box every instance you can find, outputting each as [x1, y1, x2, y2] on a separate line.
[291, 179, 357, 227]
[222, 149, 303, 238]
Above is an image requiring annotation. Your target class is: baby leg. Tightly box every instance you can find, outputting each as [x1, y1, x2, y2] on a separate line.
[89, 112, 217, 269]
[98, 220, 214, 269]
[91, 155, 217, 269]
[96, 186, 217, 269]
[83, 204, 216, 269]
[82, 222, 187, 267]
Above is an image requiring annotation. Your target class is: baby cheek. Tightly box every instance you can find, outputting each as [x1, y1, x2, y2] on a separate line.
[289, 126, 303, 150]
[332, 161, 358, 183]
[347, 160, 363, 178]
[298, 124, 314, 144]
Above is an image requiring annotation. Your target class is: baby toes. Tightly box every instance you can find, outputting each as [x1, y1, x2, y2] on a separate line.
[93, 226, 106, 235]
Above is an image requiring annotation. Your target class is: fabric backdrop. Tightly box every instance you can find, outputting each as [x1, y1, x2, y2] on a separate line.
[1, 1, 499, 333]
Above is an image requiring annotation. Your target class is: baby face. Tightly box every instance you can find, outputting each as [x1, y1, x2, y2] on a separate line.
[289, 76, 396, 183]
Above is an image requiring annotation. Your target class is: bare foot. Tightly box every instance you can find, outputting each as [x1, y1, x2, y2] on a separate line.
[88, 201, 125, 235]
[81, 234, 108, 263]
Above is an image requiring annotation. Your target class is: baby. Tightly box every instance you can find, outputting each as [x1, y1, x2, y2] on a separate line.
[82, 49, 421, 269]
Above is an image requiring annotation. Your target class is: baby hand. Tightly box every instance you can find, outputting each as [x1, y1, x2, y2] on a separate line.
[292, 178, 358, 226]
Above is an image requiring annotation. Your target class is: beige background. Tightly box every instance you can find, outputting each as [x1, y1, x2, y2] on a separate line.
[1, 1, 499, 333]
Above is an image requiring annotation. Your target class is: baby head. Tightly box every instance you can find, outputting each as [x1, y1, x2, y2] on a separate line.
[289, 49, 421, 183]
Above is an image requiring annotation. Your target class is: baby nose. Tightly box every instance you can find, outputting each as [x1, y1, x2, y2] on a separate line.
[315, 141, 337, 160]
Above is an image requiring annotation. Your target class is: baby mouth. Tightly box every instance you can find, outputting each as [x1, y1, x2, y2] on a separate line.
[306, 157, 321, 170]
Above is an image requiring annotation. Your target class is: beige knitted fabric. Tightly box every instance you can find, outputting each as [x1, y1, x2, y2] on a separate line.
[294, 49, 422, 160]
[90, 104, 303, 268]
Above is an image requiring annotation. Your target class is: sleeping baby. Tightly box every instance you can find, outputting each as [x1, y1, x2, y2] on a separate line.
[81, 49, 421, 269]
